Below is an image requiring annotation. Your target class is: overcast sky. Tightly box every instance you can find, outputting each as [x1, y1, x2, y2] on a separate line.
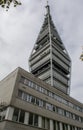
[0, 0, 83, 103]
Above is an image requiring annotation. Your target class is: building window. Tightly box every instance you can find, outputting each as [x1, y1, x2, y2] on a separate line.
[12, 108, 25, 123]
[57, 97, 62, 102]
[63, 124, 68, 130]
[44, 89, 48, 95]
[43, 101, 46, 108]
[12, 108, 19, 121]
[46, 103, 54, 111]
[58, 108, 64, 115]
[19, 110, 25, 123]
[31, 96, 35, 104]
[35, 98, 39, 106]
[69, 102, 73, 108]
[28, 113, 38, 127]
[70, 125, 72, 130]
[53, 120, 56, 130]
[35, 84, 39, 91]
[0, 109, 6, 121]
[29, 81, 34, 88]
[63, 123, 65, 130]
[39, 100, 44, 107]
[35, 98, 43, 107]
[57, 121, 60, 130]
[75, 115, 79, 121]
[65, 124, 68, 130]
[0, 116, 2, 121]
[70, 113, 73, 119]
[20, 76, 25, 83]
[73, 114, 75, 120]
[28, 113, 33, 125]
[66, 111, 70, 118]
[34, 115, 38, 126]
[53, 106, 56, 112]
[48, 92, 53, 97]
[72, 126, 75, 130]
[42, 117, 45, 129]
[64, 110, 66, 116]
[45, 118, 49, 129]
[24, 79, 29, 86]
[23, 92, 27, 101]
[42, 117, 49, 129]
[18, 90, 23, 99]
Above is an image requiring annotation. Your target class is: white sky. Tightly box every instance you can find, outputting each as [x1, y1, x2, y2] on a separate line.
[0, 0, 83, 103]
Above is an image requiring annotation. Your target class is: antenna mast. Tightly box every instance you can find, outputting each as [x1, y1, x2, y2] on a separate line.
[80, 46, 83, 61]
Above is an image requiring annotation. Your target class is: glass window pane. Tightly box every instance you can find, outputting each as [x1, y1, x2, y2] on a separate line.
[31, 96, 35, 103]
[0, 116, 2, 121]
[36, 99, 39, 106]
[35, 85, 39, 90]
[19, 110, 25, 123]
[23, 93, 27, 101]
[29, 81, 34, 88]
[28, 113, 33, 125]
[39, 100, 43, 107]
[43, 101, 46, 108]
[44, 89, 47, 95]
[42, 117, 45, 128]
[24, 79, 29, 86]
[12, 108, 19, 121]
[18, 90, 23, 99]
[20, 76, 25, 83]
[66, 111, 70, 117]
[46, 103, 53, 111]
[34, 115, 38, 126]
[27, 94, 30, 102]
[45, 118, 49, 129]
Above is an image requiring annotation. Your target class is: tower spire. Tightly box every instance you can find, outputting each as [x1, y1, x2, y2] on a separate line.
[46, 0, 50, 15]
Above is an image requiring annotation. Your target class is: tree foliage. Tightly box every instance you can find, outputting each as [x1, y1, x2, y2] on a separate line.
[0, 0, 21, 10]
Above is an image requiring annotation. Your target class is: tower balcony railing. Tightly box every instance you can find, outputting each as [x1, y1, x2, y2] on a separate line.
[37, 28, 49, 43]
[52, 47, 70, 66]
[31, 55, 50, 71]
[38, 69, 51, 80]
[52, 42, 71, 61]
[51, 37, 64, 50]
[52, 55, 69, 73]
[30, 48, 50, 66]
[38, 28, 49, 39]
[40, 24, 48, 33]
[53, 79, 68, 94]
[30, 43, 50, 60]
[53, 70, 68, 85]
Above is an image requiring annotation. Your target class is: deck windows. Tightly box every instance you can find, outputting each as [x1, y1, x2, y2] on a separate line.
[12, 107, 83, 130]
[20, 76, 83, 113]
[18, 89, 83, 123]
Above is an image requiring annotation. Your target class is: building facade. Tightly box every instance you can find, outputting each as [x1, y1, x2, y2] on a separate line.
[0, 3, 83, 130]
[0, 68, 83, 130]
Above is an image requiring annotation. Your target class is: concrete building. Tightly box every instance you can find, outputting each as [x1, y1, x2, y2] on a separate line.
[0, 3, 83, 130]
